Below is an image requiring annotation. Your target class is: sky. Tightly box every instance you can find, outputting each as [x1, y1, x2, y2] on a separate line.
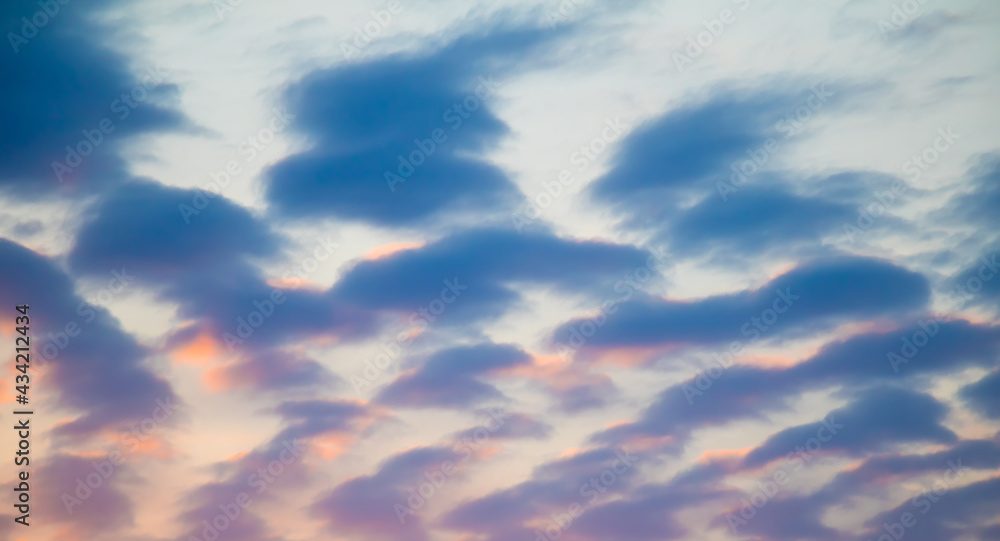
[1, 0, 999, 540]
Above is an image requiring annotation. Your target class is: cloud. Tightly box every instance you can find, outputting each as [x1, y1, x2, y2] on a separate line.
[310, 446, 458, 541]
[0, 1, 186, 197]
[553, 255, 929, 352]
[568, 466, 736, 541]
[712, 439, 1000, 541]
[742, 387, 957, 468]
[442, 446, 643, 540]
[266, 23, 562, 226]
[666, 185, 855, 257]
[376, 343, 530, 408]
[592, 365, 788, 449]
[950, 247, 1000, 309]
[208, 350, 342, 393]
[582, 83, 919, 259]
[33, 454, 135, 537]
[960, 369, 1000, 419]
[70, 180, 279, 278]
[592, 320, 1000, 449]
[589, 90, 792, 207]
[174, 399, 376, 541]
[858, 476, 1000, 541]
[0, 238, 178, 441]
[941, 152, 1000, 238]
[68, 180, 375, 362]
[452, 411, 552, 441]
[332, 227, 658, 327]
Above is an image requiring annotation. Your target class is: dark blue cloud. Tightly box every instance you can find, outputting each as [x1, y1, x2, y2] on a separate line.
[742, 387, 957, 468]
[584, 84, 918, 259]
[69, 180, 375, 355]
[666, 186, 855, 257]
[950, 248, 1000, 310]
[589, 90, 791, 205]
[664, 168, 911, 261]
[943, 152, 1000, 235]
[787, 319, 1000, 383]
[266, 24, 561, 226]
[814, 439, 1000, 504]
[376, 343, 530, 409]
[332, 227, 657, 326]
[553, 255, 929, 351]
[960, 369, 1000, 419]
[1, 1, 186, 197]
[593, 365, 788, 448]
[70, 180, 279, 278]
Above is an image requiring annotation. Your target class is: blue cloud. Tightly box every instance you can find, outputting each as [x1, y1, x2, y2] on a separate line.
[553, 255, 929, 351]
[266, 24, 561, 226]
[961, 369, 1000, 419]
[332, 227, 658, 326]
[742, 387, 957, 467]
[1, 1, 186, 196]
